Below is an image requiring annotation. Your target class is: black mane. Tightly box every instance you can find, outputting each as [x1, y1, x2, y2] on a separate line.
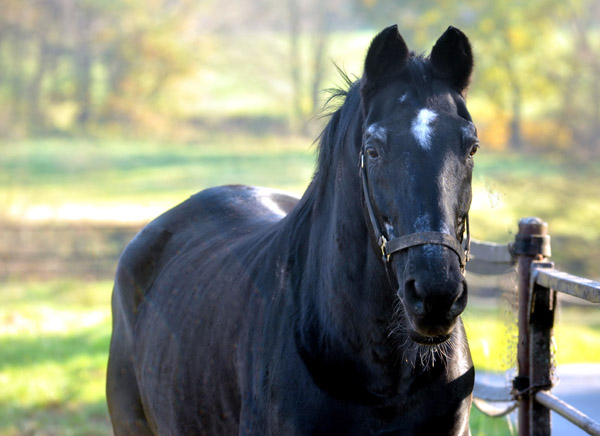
[316, 69, 360, 174]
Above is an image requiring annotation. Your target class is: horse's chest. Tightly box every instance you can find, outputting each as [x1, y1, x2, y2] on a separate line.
[246, 362, 469, 436]
[256, 395, 468, 436]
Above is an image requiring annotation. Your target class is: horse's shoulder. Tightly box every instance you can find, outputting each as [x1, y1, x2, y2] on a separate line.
[112, 222, 171, 313]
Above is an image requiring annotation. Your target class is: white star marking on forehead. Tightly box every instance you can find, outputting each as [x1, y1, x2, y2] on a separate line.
[411, 109, 438, 150]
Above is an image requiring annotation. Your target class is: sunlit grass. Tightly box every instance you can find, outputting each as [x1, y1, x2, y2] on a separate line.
[3, 137, 598, 277]
[464, 300, 600, 373]
[0, 280, 113, 435]
[0, 136, 315, 223]
[3, 138, 598, 236]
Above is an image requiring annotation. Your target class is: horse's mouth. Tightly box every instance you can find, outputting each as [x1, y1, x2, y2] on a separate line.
[409, 331, 451, 345]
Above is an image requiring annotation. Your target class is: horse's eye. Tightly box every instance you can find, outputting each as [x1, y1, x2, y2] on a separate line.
[469, 142, 479, 157]
[366, 147, 379, 159]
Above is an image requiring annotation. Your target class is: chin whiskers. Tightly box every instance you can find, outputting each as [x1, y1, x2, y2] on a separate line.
[387, 297, 407, 339]
[387, 298, 462, 370]
[402, 334, 458, 370]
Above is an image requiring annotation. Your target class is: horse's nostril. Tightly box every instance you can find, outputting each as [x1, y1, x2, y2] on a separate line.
[403, 279, 425, 315]
[403, 276, 467, 319]
[450, 278, 468, 317]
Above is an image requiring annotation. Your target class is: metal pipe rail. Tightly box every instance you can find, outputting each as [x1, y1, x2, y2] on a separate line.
[535, 391, 600, 436]
[534, 268, 600, 304]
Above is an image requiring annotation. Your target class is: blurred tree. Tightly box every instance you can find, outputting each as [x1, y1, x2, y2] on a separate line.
[73, 2, 93, 126]
[1, 0, 29, 132]
[553, 0, 600, 154]
[0, 0, 597, 154]
[194, 0, 357, 134]
[0, 0, 199, 136]
[470, 0, 553, 150]
[286, 0, 339, 133]
[86, 0, 199, 132]
[354, 0, 598, 153]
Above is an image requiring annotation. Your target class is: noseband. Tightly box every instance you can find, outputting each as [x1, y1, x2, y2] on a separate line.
[359, 152, 470, 275]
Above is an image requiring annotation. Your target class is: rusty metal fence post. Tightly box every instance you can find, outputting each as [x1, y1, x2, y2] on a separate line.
[513, 218, 551, 436]
[529, 259, 556, 436]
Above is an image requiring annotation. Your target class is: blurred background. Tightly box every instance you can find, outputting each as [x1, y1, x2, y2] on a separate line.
[0, 0, 599, 434]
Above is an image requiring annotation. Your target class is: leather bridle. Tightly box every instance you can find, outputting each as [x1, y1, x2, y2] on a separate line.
[359, 151, 470, 276]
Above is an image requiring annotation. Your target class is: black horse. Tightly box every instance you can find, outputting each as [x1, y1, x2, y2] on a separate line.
[107, 25, 479, 435]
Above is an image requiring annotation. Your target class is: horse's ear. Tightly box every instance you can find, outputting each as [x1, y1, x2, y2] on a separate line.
[363, 25, 409, 84]
[430, 26, 473, 93]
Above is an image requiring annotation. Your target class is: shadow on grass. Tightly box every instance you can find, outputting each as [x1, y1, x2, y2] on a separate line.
[0, 327, 110, 370]
[0, 399, 113, 436]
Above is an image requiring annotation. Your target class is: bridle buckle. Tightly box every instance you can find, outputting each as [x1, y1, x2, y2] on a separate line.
[378, 235, 390, 263]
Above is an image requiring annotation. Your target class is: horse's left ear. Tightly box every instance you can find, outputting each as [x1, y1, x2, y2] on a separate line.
[430, 26, 473, 93]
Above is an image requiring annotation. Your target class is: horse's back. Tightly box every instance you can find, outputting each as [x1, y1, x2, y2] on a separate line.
[113, 185, 296, 314]
[107, 185, 297, 435]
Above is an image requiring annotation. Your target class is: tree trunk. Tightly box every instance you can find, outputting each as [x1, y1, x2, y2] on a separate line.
[287, 0, 304, 133]
[27, 33, 49, 131]
[309, 5, 332, 117]
[509, 83, 523, 150]
[8, 28, 26, 126]
[504, 58, 524, 150]
[74, 8, 92, 127]
[310, 33, 326, 115]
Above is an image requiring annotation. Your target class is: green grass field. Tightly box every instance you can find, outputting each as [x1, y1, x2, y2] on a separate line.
[3, 137, 598, 236]
[0, 136, 316, 223]
[1, 137, 599, 435]
[0, 280, 112, 435]
[3, 136, 599, 274]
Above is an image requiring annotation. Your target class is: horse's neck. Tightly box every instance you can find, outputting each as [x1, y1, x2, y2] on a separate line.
[290, 153, 403, 371]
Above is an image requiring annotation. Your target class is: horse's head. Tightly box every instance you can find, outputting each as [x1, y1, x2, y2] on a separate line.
[359, 26, 477, 345]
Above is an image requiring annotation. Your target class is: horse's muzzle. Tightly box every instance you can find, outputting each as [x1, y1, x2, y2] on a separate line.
[397, 247, 468, 339]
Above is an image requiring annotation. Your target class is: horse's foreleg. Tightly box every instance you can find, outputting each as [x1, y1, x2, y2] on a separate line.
[106, 338, 155, 436]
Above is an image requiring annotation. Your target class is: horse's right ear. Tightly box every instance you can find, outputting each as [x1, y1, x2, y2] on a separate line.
[363, 25, 409, 85]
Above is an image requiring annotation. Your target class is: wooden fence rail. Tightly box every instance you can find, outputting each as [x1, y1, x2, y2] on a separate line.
[470, 217, 600, 436]
[0, 223, 141, 279]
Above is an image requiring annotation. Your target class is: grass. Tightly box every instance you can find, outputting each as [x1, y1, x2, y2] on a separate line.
[463, 300, 600, 372]
[2, 136, 599, 275]
[2, 138, 598, 232]
[1, 279, 599, 435]
[0, 136, 316, 222]
[471, 153, 600, 241]
[0, 280, 113, 435]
